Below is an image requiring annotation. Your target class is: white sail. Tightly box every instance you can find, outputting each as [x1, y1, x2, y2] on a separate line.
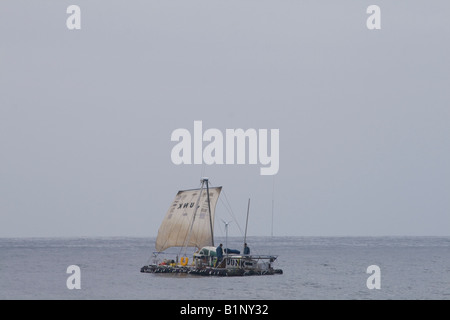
[155, 186, 222, 252]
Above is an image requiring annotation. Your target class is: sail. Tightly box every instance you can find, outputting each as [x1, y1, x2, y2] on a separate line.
[155, 186, 222, 252]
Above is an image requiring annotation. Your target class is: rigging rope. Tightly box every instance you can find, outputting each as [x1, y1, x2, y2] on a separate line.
[209, 179, 244, 237]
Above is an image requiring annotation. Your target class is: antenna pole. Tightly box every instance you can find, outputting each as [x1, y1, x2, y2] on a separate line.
[225, 222, 228, 259]
[221, 219, 232, 260]
[243, 198, 250, 253]
[271, 176, 275, 237]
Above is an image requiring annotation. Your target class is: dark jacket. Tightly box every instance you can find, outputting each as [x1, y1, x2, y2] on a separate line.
[216, 245, 223, 259]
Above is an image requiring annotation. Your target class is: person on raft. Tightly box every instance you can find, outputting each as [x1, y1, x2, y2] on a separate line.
[215, 243, 223, 267]
[243, 243, 250, 255]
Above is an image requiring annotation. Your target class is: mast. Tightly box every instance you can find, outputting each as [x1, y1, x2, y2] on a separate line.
[205, 178, 214, 247]
[182, 179, 206, 256]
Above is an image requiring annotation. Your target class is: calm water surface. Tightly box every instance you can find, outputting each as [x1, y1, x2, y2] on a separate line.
[1, 236, 449, 299]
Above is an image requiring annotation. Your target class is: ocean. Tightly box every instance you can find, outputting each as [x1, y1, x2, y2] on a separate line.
[0, 236, 449, 300]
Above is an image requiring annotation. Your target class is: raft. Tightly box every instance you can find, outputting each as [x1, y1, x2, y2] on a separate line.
[140, 264, 283, 277]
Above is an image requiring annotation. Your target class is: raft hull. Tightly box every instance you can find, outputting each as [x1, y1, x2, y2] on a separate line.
[140, 265, 283, 276]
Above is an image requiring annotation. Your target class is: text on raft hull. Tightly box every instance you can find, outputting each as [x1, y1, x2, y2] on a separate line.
[140, 254, 283, 276]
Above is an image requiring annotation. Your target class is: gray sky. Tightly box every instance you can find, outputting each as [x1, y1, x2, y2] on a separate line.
[1, 1, 449, 237]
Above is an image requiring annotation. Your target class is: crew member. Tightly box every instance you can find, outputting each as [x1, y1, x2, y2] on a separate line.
[215, 243, 223, 267]
[244, 243, 250, 255]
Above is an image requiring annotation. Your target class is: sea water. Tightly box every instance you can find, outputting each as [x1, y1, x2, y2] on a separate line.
[0, 236, 449, 300]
